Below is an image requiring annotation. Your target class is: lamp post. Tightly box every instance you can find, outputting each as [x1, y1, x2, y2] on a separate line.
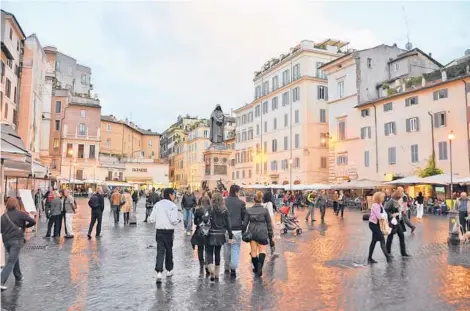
[447, 130, 459, 245]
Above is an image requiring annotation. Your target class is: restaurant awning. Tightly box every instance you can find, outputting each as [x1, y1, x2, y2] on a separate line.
[385, 176, 427, 185]
[331, 179, 386, 190]
[1, 123, 32, 177]
[32, 161, 48, 178]
[420, 174, 460, 185]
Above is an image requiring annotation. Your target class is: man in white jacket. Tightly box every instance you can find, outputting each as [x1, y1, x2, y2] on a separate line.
[149, 188, 180, 283]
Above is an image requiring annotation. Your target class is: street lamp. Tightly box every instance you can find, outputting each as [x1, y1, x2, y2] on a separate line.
[447, 130, 459, 245]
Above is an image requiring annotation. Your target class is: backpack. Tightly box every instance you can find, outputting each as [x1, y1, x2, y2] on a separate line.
[200, 211, 211, 236]
[88, 194, 100, 209]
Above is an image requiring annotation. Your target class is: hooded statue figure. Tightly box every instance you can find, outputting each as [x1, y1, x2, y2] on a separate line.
[210, 105, 225, 144]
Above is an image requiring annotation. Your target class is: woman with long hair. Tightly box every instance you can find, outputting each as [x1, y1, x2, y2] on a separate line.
[206, 192, 232, 281]
[243, 191, 274, 277]
[191, 197, 209, 275]
[368, 191, 391, 264]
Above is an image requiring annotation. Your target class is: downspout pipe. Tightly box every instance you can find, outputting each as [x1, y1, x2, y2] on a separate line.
[463, 79, 469, 170]
[372, 104, 379, 174]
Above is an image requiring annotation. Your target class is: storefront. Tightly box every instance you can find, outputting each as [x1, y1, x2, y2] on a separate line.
[124, 161, 169, 190]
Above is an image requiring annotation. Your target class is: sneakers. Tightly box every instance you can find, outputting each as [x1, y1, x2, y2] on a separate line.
[186, 231, 191, 236]
[167, 271, 173, 277]
[1, 285, 7, 291]
[156, 272, 162, 283]
[16, 276, 24, 282]
[411, 227, 416, 234]
[230, 269, 236, 277]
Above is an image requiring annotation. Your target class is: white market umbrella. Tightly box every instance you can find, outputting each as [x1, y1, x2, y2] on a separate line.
[385, 176, 427, 185]
[456, 176, 470, 184]
[420, 173, 459, 185]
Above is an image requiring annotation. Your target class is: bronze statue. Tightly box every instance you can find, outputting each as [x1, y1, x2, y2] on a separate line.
[210, 105, 225, 144]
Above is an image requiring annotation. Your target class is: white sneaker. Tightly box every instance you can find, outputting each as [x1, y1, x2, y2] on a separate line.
[167, 271, 173, 277]
[186, 231, 191, 236]
[1, 285, 7, 291]
[156, 272, 162, 283]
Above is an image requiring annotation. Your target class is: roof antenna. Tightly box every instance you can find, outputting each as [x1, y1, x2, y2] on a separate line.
[403, 6, 413, 50]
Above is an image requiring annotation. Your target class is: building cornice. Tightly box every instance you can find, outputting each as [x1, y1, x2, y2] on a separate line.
[328, 93, 358, 105]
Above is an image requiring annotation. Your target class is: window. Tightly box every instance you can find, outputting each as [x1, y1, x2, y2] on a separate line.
[281, 159, 288, 170]
[256, 124, 260, 135]
[411, 144, 419, 163]
[106, 139, 111, 147]
[264, 161, 268, 172]
[273, 118, 277, 130]
[434, 112, 446, 128]
[5, 79, 11, 98]
[242, 170, 245, 179]
[320, 157, 327, 169]
[320, 133, 328, 147]
[271, 160, 278, 171]
[76, 170, 83, 180]
[12, 109, 17, 125]
[272, 97, 278, 111]
[405, 96, 418, 107]
[66, 143, 73, 157]
[282, 69, 290, 86]
[292, 87, 300, 102]
[367, 58, 372, 69]
[284, 136, 288, 150]
[263, 101, 268, 114]
[80, 110, 86, 118]
[89, 145, 96, 159]
[395, 63, 399, 71]
[272, 139, 278, 152]
[338, 81, 344, 98]
[317, 86, 327, 100]
[388, 147, 396, 165]
[55, 101, 62, 113]
[81, 74, 87, 84]
[78, 123, 87, 136]
[248, 128, 253, 139]
[14, 64, 19, 77]
[295, 134, 300, 148]
[13, 87, 17, 103]
[3, 103, 7, 119]
[316, 62, 326, 79]
[282, 92, 289, 106]
[406, 117, 419, 132]
[9, 27, 13, 40]
[293, 157, 300, 168]
[338, 120, 346, 140]
[106, 124, 111, 132]
[438, 142, 448, 160]
[293, 64, 300, 80]
[263, 141, 267, 153]
[53, 138, 60, 151]
[384, 102, 393, 112]
[433, 89, 448, 100]
[78, 144, 84, 158]
[337, 155, 348, 165]
[255, 105, 261, 117]
[232, 172, 235, 180]
[264, 121, 267, 133]
[361, 109, 369, 117]
[295, 110, 299, 124]
[320, 109, 326, 123]
[263, 81, 269, 95]
[360, 126, 371, 139]
[364, 151, 370, 167]
[255, 86, 261, 99]
[384, 122, 396, 136]
[51, 160, 57, 169]
[272, 76, 279, 91]
[248, 112, 253, 122]
[55, 120, 60, 131]
[284, 114, 288, 127]
[6, 58, 12, 69]
[1, 61, 4, 78]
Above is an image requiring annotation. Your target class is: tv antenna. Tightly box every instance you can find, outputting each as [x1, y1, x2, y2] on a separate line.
[402, 6, 413, 50]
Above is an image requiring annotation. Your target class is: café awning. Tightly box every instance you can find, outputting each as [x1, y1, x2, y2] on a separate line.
[1, 123, 32, 177]
[385, 176, 427, 185]
[420, 173, 460, 185]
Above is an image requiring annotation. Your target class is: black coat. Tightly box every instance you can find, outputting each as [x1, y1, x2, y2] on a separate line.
[207, 206, 232, 246]
[243, 204, 273, 245]
[191, 207, 208, 246]
[224, 195, 246, 231]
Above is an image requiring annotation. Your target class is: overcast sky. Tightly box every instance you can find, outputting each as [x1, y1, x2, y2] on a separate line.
[3, 1, 469, 132]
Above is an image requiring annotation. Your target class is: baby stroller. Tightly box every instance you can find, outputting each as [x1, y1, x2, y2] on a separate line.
[279, 206, 302, 235]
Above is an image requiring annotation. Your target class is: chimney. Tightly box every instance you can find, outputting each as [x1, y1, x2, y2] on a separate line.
[429, 53, 432, 58]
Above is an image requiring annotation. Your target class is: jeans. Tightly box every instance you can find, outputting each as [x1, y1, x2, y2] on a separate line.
[65, 213, 74, 236]
[459, 211, 469, 234]
[206, 245, 222, 266]
[123, 212, 130, 224]
[336, 204, 344, 217]
[144, 208, 152, 222]
[88, 209, 103, 236]
[305, 203, 315, 221]
[111, 205, 120, 223]
[224, 231, 242, 270]
[155, 229, 174, 272]
[1, 239, 24, 285]
[386, 223, 407, 255]
[319, 204, 326, 220]
[368, 222, 388, 260]
[183, 209, 193, 232]
[46, 215, 62, 237]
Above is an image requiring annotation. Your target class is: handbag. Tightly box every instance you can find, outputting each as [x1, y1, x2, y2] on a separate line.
[200, 211, 211, 236]
[379, 207, 391, 235]
[242, 221, 252, 242]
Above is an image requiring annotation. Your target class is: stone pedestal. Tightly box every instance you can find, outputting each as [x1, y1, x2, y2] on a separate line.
[202, 144, 232, 191]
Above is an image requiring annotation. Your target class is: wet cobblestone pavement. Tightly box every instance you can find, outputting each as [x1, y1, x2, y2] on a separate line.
[1, 198, 469, 311]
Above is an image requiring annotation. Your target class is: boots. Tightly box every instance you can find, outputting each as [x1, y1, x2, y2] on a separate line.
[204, 265, 210, 277]
[208, 264, 215, 280]
[258, 253, 266, 277]
[380, 242, 392, 262]
[214, 265, 220, 280]
[251, 257, 259, 274]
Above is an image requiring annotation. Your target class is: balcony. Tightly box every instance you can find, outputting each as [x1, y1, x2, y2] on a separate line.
[70, 95, 100, 107]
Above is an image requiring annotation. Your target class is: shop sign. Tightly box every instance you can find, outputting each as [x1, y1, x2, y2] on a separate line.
[132, 168, 148, 173]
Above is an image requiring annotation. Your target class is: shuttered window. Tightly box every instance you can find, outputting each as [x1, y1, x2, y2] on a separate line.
[406, 117, 419, 132]
[433, 89, 448, 100]
[438, 141, 448, 160]
[388, 147, 396, 165]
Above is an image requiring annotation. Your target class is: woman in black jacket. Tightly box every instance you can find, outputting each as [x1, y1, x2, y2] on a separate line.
[206, 192, 232, 281]
[243, 191, 274, 277]
[191, 201, 209, 275]
[384, 190, 410, 257]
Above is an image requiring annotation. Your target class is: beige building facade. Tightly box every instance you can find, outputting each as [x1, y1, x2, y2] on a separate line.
[233, 39, 346, 186]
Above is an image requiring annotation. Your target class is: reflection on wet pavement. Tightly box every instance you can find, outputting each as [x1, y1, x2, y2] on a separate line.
[1, 199, 469, 311]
